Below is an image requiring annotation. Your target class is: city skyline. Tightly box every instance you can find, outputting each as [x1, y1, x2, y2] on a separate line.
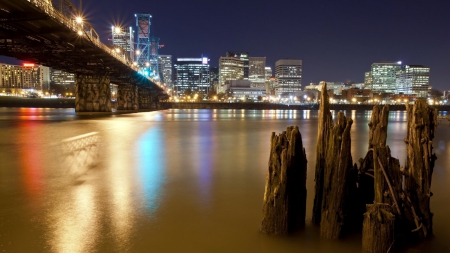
[0, 0, 448, 91]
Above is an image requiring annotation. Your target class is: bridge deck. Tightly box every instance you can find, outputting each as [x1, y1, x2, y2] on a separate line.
[0, 0, 163, 91]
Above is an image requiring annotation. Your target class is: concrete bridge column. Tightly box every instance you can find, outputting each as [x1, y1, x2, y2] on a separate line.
[117, 84, 139, 110]
[75, 74, 112, 112]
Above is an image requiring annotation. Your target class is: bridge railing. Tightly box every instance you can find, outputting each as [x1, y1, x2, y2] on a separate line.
[26, 0, 136, 69]
[25, 0, 165, 90]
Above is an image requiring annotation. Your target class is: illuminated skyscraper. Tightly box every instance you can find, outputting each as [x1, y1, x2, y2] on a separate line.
[396, 65, 430, 98]
[364, 71, 372, 89]
[275, 59, 302, 96]
[218, 56, 244, 93]
[174, 57, 210, 95]
[249, 57, 266, 88]
[370, 62, 401, 94]
[226, 52, 249, 79]
[158, 55, 172, 86]
[111, 26, 134, 61]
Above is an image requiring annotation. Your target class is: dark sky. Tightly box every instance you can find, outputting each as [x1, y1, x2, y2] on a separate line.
[3, 0, 449, 91]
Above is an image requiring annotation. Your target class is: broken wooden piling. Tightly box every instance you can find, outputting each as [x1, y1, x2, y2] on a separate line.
[320, 112, 355, 239]
[403, 100, 438, 238]
[312, 83, 333, 224]
[260, 126, 308, 235]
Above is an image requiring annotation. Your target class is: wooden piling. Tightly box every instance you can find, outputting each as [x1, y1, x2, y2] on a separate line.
[260, 126, 308, 235]
[312, 83, 333, 224]
[403, 100, 437, 238]
[320, 112, 355, 239]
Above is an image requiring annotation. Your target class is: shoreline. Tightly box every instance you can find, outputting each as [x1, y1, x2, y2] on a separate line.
[1, 97, 449, 111]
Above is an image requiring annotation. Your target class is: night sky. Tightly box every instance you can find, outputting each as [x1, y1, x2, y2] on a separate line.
[2, 0, 450, 91]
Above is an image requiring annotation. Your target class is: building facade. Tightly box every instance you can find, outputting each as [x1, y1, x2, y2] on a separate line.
[396, 65, 430, 98]
[218, 56, 244, 93]
[0, 63, 50, 94]
[209, 67, 219, 93]
[158, 55, 172, 87]
[51, 69, 75, 86]
[274, 59, 302, 96]
[364, 71, 372, 89]
[226, 52, 249, 78]
[174, 57, 210, 96]
[248, 57, 266, 88]
[111, 26, 134, 61]
[370, 62, 401, 94]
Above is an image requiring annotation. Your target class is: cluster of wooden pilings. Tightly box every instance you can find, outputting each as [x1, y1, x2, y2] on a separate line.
[260, 83, 438, 252]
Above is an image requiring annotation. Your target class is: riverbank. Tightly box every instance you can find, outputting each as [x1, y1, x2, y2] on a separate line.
[2, 97, 450, 111]
[163, 102, 450, 111]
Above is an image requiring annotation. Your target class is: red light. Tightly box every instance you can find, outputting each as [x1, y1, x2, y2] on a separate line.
[23, 63, 35, 67]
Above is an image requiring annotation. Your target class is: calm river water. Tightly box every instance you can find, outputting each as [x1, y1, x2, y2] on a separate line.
[0, 108, 449, 253]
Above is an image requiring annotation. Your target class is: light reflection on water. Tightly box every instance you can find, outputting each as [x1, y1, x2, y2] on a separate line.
[138, 127, 166, 213]
[0, 108, 449, 253]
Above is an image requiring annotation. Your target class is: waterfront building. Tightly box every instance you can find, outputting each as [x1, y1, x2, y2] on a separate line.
[0, 63, 50, 94]
[158, 55, 172, 87]
[209, 67, 219, 93]
[265, 67, 272, 81]
[51, 69, 75, 86]
[248, 57, 266, 88]
[218, 56, 244, 93]
[226, 52, 249, 78]
[274, 59, 302, 97]
[174, 57, 210, 96]
[111, 26, 134, 61]
[396, 65, 430, 98]
[226, 80, 266, 100]
[364, 71, 372, 89]
[370, 62, 401, 94]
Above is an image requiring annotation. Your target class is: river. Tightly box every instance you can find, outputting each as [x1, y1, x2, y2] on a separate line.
[0, 108, 448, 252]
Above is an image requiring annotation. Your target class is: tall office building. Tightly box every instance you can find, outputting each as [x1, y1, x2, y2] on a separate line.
[158, 55, 172, 86]
[265, 67, 272, 81]
[111, 26, 134, 61]
[274, 59, 302, 96]
[51, 69, 75, 86]
[218, 56, 244, 93]
[209, 67, 219, 92]
[396, 65, 430, 98]
[248, 57, 266, 88]
[364, 71, 372, 89]
[226, 52, 249, 78]
[371, 62, 401, 94]
[174, 57, 210, 96]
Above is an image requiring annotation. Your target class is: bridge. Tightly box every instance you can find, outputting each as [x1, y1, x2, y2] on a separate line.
[0, 0, 167, 112]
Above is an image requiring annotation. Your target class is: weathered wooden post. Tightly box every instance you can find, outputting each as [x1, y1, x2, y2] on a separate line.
[260, 126, 308, 235]
[320, 112, 355, 239]
[362, 105, 399, 252]
[403, 100, 437, 238]
[312, 83, 333, 224]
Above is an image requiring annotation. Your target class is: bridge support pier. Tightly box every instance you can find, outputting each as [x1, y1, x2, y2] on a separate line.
[138, 88, 154, 109]
[75, 74, 112, 112]
[117, 84, 139, 110]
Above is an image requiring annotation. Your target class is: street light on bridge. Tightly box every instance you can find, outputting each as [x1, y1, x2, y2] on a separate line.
[75, 16, 83, 24]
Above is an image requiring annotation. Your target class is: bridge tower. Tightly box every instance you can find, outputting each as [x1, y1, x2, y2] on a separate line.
[135, 14, 152, 75]
[149, 36, 160, 80]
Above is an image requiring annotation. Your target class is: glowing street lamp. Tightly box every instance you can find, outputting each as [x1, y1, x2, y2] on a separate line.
[115, 48, 121, 53]
[145, 62, 150, 67]
[114, 27, 121, 34]
[75, 16, 83, 24]
[77, 30, 83, 36]
[135, 50, 141, 55]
